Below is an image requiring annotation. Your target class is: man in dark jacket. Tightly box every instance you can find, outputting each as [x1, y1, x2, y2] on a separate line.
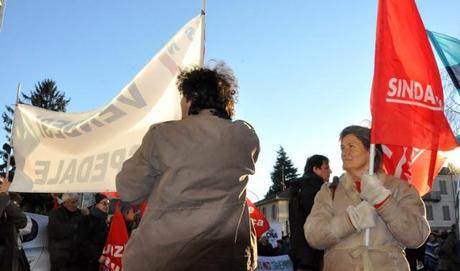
[288, 155, 331, 271]
[75, 193, 110, 271]
[48, 193, 83, 271]
[0, 175, 28, 271]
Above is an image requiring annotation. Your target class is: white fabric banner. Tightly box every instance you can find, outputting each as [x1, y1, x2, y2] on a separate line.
[10, 14, 204, 192]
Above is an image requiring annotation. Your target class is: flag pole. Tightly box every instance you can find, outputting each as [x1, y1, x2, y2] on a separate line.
[364, 144, 376, 247]
[199, 0, 206, 67]
[0, 0, 6, 31]
[5, 83, 21, 185]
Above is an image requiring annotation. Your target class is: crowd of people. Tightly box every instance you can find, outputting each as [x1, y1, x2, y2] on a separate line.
[405, 226, 460, 271]
[257, 236, 290, 257]
[47, 193, 140, 271]
[0, 180, 140, 271]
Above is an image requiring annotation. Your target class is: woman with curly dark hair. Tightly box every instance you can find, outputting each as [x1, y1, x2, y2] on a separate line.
[116, 61, 260, 271]
[177, 61, 238, 119]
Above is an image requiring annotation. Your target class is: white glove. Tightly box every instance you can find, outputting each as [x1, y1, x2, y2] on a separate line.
[346, 201, 376, 232]
[360, 173, 391, 206]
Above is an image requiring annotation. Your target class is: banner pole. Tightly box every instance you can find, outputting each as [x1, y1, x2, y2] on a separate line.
[0, 0, 6, 31]
[364, 144, 376, 247]
[369, 144, 375, 176]
[200, 0, 206, 67]
[5, 83, 21, 184]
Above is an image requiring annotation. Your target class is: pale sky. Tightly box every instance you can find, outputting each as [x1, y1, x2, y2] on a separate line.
[1, 1, 459, 201]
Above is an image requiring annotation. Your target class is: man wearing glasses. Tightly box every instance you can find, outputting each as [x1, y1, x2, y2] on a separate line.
[74, 193, 110, 271]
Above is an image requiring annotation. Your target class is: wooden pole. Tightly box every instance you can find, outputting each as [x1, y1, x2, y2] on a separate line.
[200, 0, 206, 66]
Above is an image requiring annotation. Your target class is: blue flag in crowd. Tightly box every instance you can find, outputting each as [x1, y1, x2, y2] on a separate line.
[427, 30, 460, 93]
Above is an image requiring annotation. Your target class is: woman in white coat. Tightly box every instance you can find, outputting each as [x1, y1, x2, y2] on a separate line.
[304, 125, 430, 271]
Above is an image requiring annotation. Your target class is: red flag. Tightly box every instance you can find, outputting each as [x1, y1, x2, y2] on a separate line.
[100, 192, 120, 198]
[382, 145, 447, 195]
[101, 206, 129, 271]
[370, 0, 458, 194]
[246, 199, 270, 239]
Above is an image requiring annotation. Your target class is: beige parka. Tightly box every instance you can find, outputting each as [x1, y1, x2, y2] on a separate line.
[304, 173, 430, 271]
[116, 110, 260, 271]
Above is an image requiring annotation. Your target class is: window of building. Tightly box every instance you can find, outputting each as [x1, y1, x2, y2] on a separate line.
[262, 207, 266, 217]
[272, 204, 277, 220]
[442, 205, 451, 221]
[426, 205, 433, 221]
[439, 180, 447, 195]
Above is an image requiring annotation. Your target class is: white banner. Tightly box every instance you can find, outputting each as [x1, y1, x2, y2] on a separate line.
[22, 213, 50, 271]
[256, 255, 293, 271]
[10, 14, 204, 192]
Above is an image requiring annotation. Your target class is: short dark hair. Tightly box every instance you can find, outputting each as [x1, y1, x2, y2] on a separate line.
[304, 154, 329, 174]
[339, 125, 383, 172]
[94, 193, 108, 204]
[120, 201, 134, 214]
[9, 192, 22, 205]
[177, 61, 238, 119]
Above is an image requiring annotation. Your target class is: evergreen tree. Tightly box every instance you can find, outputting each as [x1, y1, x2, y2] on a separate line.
[265, 146, 298, 199]
[1, 105, 15, 174]
[1, 79, 70, 214]
[22, 79, 70, 112]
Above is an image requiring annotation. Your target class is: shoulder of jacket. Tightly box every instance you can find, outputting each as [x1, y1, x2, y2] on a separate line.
[381, 174, 421, 198]
[316, 182, 331, 193]
[383, 174, 411, 189]
[233, 120, 256, 131]
[144, 121, 181, 138]
[148, 121, 176, 131]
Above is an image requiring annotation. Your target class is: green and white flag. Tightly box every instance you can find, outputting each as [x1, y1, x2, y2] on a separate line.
[427, 30, 460, 93]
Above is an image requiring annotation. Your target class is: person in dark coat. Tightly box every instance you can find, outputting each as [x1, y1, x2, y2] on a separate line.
[47, 193, 83, 271]
[437, 225, 460, 271]
[406, 244, 426, 271]
[424, 233, 440, 271]
[258, 236, 276, 256]
[0, 175, 28, 271]
[288, 155, 331, 271]
[75, 193, 110, 271]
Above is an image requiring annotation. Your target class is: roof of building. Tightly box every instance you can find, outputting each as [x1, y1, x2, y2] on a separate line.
[255, 189, 290, 206]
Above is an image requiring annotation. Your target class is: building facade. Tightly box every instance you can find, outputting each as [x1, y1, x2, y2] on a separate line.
[255, 190, 290, 237]
[422, 170, 459, 231]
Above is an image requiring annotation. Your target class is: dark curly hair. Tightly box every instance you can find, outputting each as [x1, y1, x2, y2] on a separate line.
[176, 61, 238, 119]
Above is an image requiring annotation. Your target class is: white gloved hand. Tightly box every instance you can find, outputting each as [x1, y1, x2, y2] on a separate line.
[346, 201, 377, 232]
[360, 173, 391, 206]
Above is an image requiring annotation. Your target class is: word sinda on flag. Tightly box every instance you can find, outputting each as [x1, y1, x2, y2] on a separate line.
[387, 77, 443, 110]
